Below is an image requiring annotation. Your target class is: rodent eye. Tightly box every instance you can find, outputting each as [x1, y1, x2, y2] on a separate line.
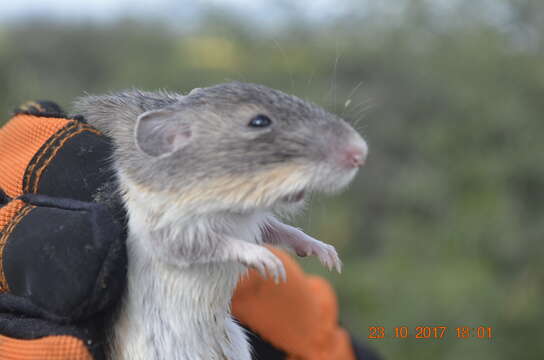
[248, 114, 272, 128]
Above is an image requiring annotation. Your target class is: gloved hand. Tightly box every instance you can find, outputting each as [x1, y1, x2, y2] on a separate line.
[0, 101, 377, 360]
[0, 102, 126, 359]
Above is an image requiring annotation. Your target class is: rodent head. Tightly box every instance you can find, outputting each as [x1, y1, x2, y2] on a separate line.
[80, 82, 367, 214]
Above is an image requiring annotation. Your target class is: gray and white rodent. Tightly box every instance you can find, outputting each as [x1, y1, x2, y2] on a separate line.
[76, 82, 367, 277]
[74, 82, 367, 360]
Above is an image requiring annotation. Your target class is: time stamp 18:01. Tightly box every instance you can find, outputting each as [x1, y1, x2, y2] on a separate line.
[368, 326, 493, 340]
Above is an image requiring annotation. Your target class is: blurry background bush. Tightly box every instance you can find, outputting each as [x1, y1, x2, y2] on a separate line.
[1, 0, 542, 358]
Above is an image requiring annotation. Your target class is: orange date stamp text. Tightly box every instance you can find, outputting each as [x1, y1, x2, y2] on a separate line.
[368, 326, 493, 339]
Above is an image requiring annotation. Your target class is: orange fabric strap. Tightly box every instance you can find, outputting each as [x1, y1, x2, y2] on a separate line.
[0, 114, 71, 198]
[0, 335, 92, 360]
[0, 114, 101, 199]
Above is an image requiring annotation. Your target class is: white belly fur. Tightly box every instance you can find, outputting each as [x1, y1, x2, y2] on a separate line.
[108, 182, 268, 360]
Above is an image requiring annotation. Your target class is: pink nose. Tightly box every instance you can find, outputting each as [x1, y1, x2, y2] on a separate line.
[341, 142, 367, 168]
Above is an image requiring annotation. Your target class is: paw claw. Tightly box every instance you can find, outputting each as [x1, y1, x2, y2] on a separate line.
[295, 241, 342, 273]
[240, 246, 286, 283]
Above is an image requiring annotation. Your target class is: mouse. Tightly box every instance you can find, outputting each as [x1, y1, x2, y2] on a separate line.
[73, 81, 368, 360]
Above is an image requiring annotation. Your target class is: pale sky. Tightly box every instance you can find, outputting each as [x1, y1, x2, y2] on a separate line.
[0, 0, 510, 31]
[1, 0, 351, 24]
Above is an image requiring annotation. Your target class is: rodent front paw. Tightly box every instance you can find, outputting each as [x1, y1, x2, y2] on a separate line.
[238, 247, 287, 283]
[295, 241, 342, 273]
[260, 218, 342, 273]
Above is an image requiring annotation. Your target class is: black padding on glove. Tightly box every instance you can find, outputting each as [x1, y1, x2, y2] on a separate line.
[242, 325, 287, 360]
[30, 130, 116, 204]
[0, 295, 108, 360]
[3, 194, 126, 322]
[13, 100, 67, 118]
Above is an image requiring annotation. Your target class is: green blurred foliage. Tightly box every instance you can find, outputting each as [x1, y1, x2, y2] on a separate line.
[0, 1, 543, 358]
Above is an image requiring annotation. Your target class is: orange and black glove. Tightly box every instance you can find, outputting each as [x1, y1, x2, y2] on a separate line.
[0, 101, 378, 360]
[0, 102, 126, 360]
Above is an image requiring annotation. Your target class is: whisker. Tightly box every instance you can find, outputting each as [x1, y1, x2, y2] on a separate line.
[341, 81, 365, 115]
[331, 44, 342, 113]
[307, 66, 317, 90]
[346, 98, 375, 129]
[347, 81, 364, 99]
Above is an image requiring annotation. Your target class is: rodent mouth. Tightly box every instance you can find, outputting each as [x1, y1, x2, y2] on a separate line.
[282, 190, 305, 203]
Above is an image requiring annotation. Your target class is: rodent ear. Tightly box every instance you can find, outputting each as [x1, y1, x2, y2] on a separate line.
[135, 109, 192, 157]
